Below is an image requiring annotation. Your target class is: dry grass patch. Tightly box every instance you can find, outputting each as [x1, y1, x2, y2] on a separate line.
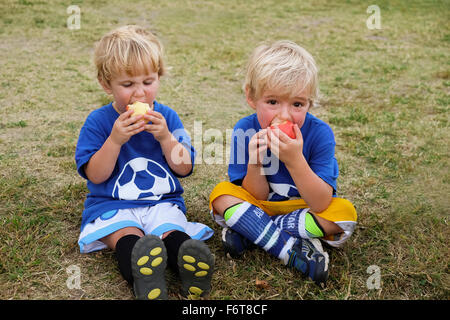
[0, 0, 448, 300]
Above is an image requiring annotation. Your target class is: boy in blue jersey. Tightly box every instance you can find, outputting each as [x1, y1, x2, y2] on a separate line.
[75, 25, 214, 299]
[209, 41, 357, 286]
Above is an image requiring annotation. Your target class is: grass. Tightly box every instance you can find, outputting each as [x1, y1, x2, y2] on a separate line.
[0, 0, 448, 300]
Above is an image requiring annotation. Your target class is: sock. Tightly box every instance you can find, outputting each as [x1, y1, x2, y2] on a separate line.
[224, 202, 296, 264]
[115, 234, 141, 286]
[224, 203, 242, 221]
[272, 208, 325, 239]
[162, 230, 191, 274]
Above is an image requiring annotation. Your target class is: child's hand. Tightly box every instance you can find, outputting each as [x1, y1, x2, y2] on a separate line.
[267, 123, 303, 166]
[143, 110, 171, 142]
[110, 109, 146, 146]
[248, 129, 268, 166]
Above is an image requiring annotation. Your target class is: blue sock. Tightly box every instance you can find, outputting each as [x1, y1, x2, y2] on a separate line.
[272, 208, 325, 239]
[224, 202, 296, 264]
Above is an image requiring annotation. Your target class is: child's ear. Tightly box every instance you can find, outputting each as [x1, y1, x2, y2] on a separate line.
[245, 86, 257, 110]
[98, 77, 113, 95]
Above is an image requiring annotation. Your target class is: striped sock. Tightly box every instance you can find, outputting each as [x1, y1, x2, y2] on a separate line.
[224, 202, 296, 264]
[272, 208, 325, 239]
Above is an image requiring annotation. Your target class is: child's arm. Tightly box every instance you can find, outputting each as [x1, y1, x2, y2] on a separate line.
[85, 110, 145, 184]
[285, 154, 333, 212]
[241, 129, 270, 200]
[267, 125, 332, 212]
[144, 111, 192, 176]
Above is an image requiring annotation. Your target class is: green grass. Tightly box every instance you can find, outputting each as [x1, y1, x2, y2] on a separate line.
[0, 0, 448, 299]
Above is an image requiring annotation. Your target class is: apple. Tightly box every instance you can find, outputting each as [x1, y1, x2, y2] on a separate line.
[270, 120, 296, 139]
[126, 101, 152, 121]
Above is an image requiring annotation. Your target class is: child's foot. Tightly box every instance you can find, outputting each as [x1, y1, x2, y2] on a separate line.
[287, 238, 329, 286]
[131, 234, 168, 300]
[221, 227, 255, 258]
[178, 239, 215, 298]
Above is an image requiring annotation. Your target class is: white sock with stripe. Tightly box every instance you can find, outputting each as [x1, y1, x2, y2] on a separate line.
[224, 202, 296, 264]
[271, 208, 325, 239]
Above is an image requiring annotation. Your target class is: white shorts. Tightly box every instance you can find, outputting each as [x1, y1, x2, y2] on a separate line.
[78, 202, 214, 253]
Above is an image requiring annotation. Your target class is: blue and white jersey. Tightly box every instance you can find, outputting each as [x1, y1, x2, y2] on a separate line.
[75, 101, 196, 231]
[228, 112, 339, 201]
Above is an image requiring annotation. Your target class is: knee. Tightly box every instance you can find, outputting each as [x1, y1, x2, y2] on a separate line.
[101, 227, 144, 250]
[317, 198, 357, 223]
[212, 195, 243, 216]
[338, 198, 358, 222]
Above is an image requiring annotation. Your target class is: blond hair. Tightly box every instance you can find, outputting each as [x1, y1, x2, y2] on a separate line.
[244, 40, 319, 107]
[94, 25, 165, 84]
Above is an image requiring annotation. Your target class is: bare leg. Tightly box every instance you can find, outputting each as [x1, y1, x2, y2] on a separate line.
[212, 194, 244, 217]
[101, 226, 144, 250]
[312, 213, 344, 236]
[213, 194, 343, 237]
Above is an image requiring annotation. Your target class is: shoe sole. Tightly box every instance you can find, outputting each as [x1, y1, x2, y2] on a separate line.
[131, 235, 168, 300]
[178, 239, 214, 298]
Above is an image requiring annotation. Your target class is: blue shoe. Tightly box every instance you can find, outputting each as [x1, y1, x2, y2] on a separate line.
[287, 238, 329, 286]
[221, 227, 255, 258]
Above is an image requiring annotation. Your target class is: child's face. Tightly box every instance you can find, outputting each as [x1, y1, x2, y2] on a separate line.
[246, 87, 311, 129]
[100, 71, 160, 113]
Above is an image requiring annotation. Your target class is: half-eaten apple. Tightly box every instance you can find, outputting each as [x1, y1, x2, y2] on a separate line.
[126, 101, 153, 122]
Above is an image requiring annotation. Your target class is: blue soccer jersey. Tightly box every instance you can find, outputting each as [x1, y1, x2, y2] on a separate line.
[228, 112, 338, 201]
[75, 101, 196, 230]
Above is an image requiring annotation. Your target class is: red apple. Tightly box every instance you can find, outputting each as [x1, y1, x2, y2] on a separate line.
[270, 120, 296, 139]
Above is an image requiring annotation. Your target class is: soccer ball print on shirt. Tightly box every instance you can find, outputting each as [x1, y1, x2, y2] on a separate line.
[112, 157, 176, 201]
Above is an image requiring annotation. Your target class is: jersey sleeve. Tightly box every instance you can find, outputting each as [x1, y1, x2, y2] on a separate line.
[75, 114, 109, 180]
[164, 107, 197, 178]
[227, 118, 258, 185]
[307, 125, 339, 194]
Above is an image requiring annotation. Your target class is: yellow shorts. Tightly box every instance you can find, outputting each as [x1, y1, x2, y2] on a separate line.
[209, 181, 357, 247]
